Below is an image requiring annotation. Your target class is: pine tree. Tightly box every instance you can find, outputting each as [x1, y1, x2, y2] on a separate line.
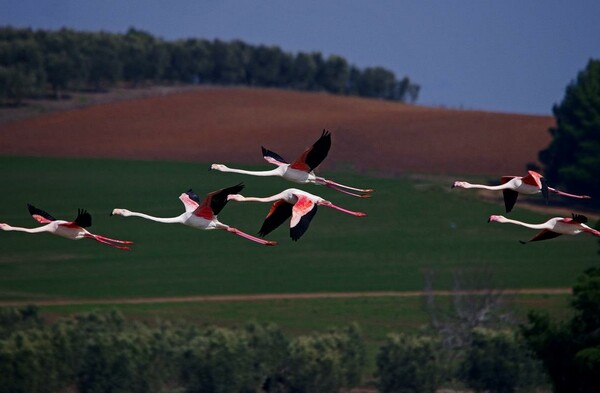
[539, 59, 600, 199]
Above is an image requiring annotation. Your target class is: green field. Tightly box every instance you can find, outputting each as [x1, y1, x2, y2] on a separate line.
[1, 156, 597, 301]
[1, 156, 595, 371]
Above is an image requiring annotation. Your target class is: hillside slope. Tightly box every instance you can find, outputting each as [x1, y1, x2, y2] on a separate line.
[0, 87, 554, 175]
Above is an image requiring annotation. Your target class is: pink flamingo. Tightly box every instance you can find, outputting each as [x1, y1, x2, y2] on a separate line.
[0, 204, 133, 250]
[227, 188, 367, 241]
[211, 130, 374, 198]
[488, 213, 600, 243]
[111, 184, 277, 246]
[452, 170, 590, 212]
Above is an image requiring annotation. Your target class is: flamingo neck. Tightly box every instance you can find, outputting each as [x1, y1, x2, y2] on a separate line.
[497, 217, 550, 230]
[127, 211, 185, 224]
[234, 194, 286, 203]
[1, 224, 52, 233]
[460, 182, 510, 191]
[218, 167, 283, 177]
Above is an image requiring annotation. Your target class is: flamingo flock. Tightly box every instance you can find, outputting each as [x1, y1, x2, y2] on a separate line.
[0, 130, 596, 248]
[0, 131, 370, 248]
[452, 170, 597, 243]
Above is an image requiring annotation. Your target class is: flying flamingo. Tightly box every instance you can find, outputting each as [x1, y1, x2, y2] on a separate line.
[488, 213, 600, 243]
[227, 188, 367, 241]
[0, 204, 133, 250]
[452, 170, 590, 212]
[210, 130, 374, 198]
[110, 184, 277, 246]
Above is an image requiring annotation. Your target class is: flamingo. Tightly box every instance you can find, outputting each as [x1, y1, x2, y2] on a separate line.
[0, 204, 133, 250]
[210, 130, 374, 198]
[488, 213, 600, 243]
[227, 188, 367, 241]
[110, 184, 277, 246]
[452, 170, 590, 212]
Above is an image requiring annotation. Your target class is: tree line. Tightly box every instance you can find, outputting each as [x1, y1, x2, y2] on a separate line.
[0, 26, 420, 105]
[2, 266, 599, 393]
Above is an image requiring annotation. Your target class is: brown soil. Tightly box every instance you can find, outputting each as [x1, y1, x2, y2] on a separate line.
[0, 86, 554, 176]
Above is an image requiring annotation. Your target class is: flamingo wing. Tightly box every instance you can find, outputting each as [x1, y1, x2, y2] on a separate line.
[194, 183, 245, 219]
[502, 190, 519, 213]
[259, 200, 293, 237]
[262, 147, 288, 166]
[521, 229, 562, 244]
[500, 176, 517, 184]
[540, 177, 549, 202]
[289, 196, 318, 241]
[72, 209, 92, 228]
[290, 130, 331, 172]
[571, 213, 588, 224]
[522, 171, 544, 188]
[27, 204, 57, 224]
[179, 189, 200, 213]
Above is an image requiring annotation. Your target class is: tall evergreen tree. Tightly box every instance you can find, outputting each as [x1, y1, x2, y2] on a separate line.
[539, 59, 600, 199]
[522, 267, 600, 393]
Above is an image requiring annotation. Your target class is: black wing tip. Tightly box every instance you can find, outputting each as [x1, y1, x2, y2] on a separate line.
[75, 208, 92, 228]
[572, 213, 588, 223]
[519, 240, 528, 245]
[289, 229, 303, 241]
[258, 229, 272, 238]
[229, 182, 245, 194]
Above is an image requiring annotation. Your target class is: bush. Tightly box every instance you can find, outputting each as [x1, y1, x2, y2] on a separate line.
[376, 333, 443, 393]
[0, 308, 367, 393]
[459, 328, 546, 393]
[281, 324, 366, 393]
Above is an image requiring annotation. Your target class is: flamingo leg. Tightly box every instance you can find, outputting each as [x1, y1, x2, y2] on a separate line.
[95, 234, 134, 245]
[315, 177, 374, 196]
[319, 202, 367, 217]
[225, 227, 278, 246]
[85, 234, 132, 250]
[548, 187, 591, 199]
[583, 228, 600, 237]
[324, 182, 372, 198]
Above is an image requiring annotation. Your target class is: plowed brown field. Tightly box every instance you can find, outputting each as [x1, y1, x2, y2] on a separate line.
[0, 87, 555, 176]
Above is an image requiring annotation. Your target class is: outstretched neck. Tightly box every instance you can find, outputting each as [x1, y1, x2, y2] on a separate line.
[215, 166, 283, 177]
[497, 217, 550, 229]
[127, 211, 185, 224]
[455, 181, 508, 191]
[1, 224, 52, 233]
[231, 194, 283, 203]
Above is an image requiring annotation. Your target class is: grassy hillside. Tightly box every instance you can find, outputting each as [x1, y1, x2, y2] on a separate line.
[1, 156, 597, 303]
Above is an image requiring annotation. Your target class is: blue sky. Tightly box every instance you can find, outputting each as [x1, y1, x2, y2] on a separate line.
[1, 0, 599, 115]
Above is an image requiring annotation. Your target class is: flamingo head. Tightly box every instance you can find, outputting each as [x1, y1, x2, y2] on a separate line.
[0, 223, 10, 230]
[488, 215, 507, 223]
[210, 164, 228, 171]
[110, 208, 132, 217]
[452, 181, 469, 189]
[227, 194, 244, 202]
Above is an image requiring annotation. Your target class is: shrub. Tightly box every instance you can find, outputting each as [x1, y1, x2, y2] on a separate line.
[459, 328, 546, 393]
[376, 333, 443, 393]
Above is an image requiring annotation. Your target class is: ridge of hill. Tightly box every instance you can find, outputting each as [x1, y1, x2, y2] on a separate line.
[0, 87, 554, 176]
